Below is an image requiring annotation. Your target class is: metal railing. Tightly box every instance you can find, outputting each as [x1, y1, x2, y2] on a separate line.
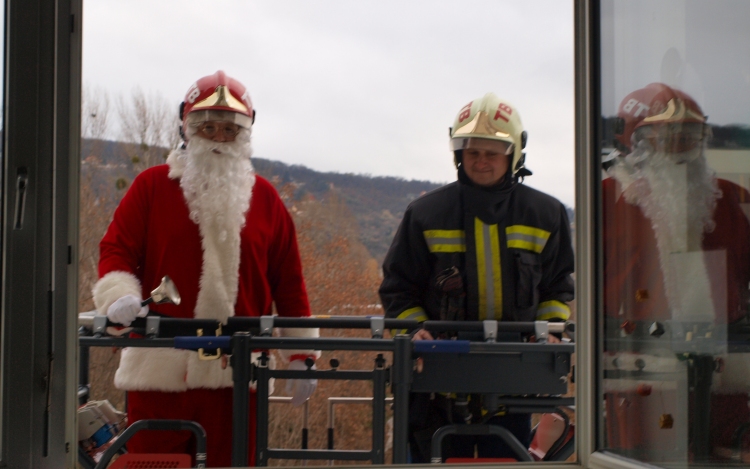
[78, 316, 575, 467]
[326, 396, 394, 465]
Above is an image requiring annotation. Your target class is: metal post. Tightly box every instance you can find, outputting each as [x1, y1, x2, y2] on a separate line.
[392, 335, 412, 464]
[690, 354, 714, 461]
[78, 340, 90, 405]
[231, 332, 251, 467]
[372, 354, 386, 464]
[255, 350, 271, 466]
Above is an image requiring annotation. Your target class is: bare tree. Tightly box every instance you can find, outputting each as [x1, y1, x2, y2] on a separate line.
[117, 87, 181, 172]
[81, 84, 112, 166]
[81, 83, 111, 141]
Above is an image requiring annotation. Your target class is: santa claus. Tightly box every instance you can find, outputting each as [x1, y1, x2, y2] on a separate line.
[603, 83, 750, 460]
[93, 71, 319, 467]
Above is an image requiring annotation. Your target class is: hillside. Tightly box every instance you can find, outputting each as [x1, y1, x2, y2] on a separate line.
[251, 158, 442, 263]
[81, 138, 443, 264]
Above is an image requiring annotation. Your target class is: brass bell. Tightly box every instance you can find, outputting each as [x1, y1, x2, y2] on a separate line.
[142, 275, 181, 307]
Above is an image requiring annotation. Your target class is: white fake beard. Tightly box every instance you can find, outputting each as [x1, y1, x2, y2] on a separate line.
[611, 142, 722, 317]
[179, 129, 255, 321]
[617, 142, 720, 251]
[180, 130, 255, 241]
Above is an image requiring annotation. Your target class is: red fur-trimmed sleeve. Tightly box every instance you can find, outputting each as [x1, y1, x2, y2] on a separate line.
[94, 169, 158, 314]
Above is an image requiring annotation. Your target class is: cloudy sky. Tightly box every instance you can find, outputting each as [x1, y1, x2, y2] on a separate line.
[82, 0, 576, 206]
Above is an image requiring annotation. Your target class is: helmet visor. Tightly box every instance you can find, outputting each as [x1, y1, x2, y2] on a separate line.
[186, 110, 252, 129]
[450, 137, 514, 155]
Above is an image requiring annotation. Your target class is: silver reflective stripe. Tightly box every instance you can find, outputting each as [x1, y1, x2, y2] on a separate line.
[475, 218, 502, 321]
[481, 223, 495, 320]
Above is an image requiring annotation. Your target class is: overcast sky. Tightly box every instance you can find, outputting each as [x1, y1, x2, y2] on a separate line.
[600, 0, 750, 127]
[82, 0, 576, 206]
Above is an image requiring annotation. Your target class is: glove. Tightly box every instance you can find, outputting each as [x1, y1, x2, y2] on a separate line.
[106, 295, 148, 326]
[285, 359, 317, 407]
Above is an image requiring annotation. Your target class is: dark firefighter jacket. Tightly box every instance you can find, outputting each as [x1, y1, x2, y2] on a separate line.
[379, 179, 574, 326]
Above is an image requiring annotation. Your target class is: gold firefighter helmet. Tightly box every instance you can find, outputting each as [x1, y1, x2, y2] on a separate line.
[450, 92, 528, 175]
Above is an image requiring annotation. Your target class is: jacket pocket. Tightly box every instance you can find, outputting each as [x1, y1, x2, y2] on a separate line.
[514, 250, 542, 310]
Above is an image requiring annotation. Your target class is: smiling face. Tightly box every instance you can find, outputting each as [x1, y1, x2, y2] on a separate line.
[461, 140, 512, 187]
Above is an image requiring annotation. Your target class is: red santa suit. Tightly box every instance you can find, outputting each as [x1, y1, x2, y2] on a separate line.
[603, 174, 750, 458]
[93, 150, 317, 467]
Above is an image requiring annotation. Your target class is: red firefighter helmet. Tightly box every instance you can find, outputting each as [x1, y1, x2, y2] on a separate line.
[614, 83, 707, 152]
[180, 70, 255, 134]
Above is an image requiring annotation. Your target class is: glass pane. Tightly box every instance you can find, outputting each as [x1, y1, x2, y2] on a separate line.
[600, 0, 750, 465]
[0, 0, 5, 456]
[81, 0, 575, 465]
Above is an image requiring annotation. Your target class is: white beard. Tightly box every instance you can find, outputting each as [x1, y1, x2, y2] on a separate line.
[169, 129, 255, 322]
[609, 141, 723, 320]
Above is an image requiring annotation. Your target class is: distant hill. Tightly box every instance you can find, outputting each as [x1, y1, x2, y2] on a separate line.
[251, 158, 442, 263]
[80, 138, 442, 264]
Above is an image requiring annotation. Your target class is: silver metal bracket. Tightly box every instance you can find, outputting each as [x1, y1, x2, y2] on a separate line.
[534, 320, 549, 343]
[259, 315, 274, 336]
[370, 317, 385, 338]
[483, 320, 498, 342]
[93, 316, 107, 336]
[146, 316, 161, 337]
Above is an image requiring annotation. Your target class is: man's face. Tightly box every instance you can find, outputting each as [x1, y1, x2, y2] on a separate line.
[462, 139, 511, 187]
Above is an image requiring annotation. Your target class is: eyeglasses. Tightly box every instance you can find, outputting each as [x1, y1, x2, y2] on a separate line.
[195, 121, 242, 140]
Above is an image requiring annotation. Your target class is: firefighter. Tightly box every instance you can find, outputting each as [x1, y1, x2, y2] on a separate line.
[603, 83, 750, 459]
[379, 92, 575, 462]
[94, 71, 319, 467]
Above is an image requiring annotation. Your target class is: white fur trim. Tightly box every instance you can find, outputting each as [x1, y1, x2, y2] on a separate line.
[193, 228, 239, 323]
[166, 148, 187, 179]
[114, 347, 277, 392]
[114, 347, 189, 392]
[93, 271, 142, 316]
[277, 327, 322, 363]
[185, 353, 235, 389]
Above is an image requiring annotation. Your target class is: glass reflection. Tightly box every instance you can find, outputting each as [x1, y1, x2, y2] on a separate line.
[601, 0, 750, 465]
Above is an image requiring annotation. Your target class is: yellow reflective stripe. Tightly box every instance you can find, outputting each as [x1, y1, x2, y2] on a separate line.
[475, 218, 502, 320]
[396, 307, 428, 322]
[392, 307, 428, 335]
[424, 230, 466, 253]
[536, 300, 571, 321]
[506, 225, 551, 253]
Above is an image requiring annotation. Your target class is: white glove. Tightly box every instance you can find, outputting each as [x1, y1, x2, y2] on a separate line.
[106, 295, 148, 326]
[285, 359, 318, 407]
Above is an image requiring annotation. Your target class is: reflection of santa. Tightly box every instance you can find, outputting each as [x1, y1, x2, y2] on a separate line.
[604, 84, 750, 325]
[603, 83, 750, 459]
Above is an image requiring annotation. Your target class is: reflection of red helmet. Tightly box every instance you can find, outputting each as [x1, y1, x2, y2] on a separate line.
[615, 83, 706, 150]
[180, 71, 254, 131]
